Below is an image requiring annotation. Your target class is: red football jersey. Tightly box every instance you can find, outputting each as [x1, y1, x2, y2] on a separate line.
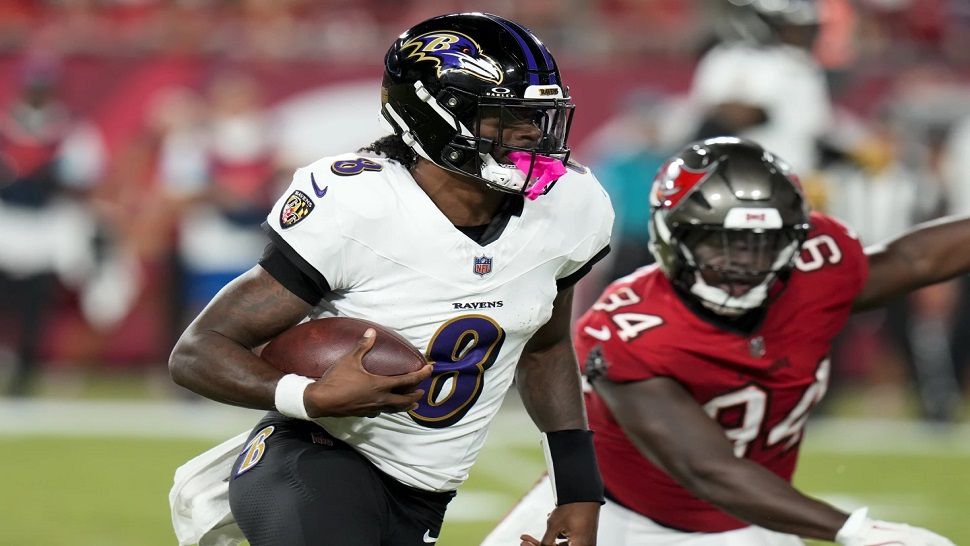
[576, 212, 868, 533]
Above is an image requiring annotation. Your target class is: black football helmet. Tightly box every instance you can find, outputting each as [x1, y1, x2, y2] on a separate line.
[381, 12, 573, 197]
[648, 138, 810, 316]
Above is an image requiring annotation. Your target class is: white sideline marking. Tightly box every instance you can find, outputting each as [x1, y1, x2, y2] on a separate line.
[803, 418, 970, 456]
[0, 398, 539, 524]
[0, 399, 262, 439]
[0, 397, 545, 441]
[0, 396, 970, 455]
[2, 399, 967, 525]
[1, 398, 969, 455]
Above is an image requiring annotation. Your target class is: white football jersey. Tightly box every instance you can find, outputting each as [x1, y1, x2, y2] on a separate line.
[265, 153, 613, 492]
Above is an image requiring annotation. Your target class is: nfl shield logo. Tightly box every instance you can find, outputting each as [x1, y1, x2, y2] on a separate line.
[748, 336, 766, 358]
[473, 255, 493, 277]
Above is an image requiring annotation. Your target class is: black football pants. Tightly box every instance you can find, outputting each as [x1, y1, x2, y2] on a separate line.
[228, 412, 454, 546]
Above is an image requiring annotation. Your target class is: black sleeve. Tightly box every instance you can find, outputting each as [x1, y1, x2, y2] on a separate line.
[556, 245, 611, 291]
[257, 232, 331, 305]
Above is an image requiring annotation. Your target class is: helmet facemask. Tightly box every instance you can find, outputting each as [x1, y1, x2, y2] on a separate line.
[383, 79, 574, 199]
[463, 97, 574, 197]
[647, 137, 811, 318]
[431, 85, 574, 198]
[674, 227, 804, 316]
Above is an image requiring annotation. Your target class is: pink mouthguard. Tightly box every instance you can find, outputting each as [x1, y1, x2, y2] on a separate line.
[507, 151, 567, 200]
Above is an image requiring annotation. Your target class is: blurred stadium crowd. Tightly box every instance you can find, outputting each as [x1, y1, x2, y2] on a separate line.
[1, 0, 969, 423]
[0, 0, 969, 62]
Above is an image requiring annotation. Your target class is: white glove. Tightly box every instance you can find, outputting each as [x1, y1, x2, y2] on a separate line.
[835, 507, 955, 546]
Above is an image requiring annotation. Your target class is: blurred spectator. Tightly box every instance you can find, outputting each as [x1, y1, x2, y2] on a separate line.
[0, 58, 103, 395]
[891, 124, 963, 422]
[823, 100, 964, 421]
[944, 112, 970, 219]
[173, 72, 279, 324]
[0, 0, 963, 420]
[823, 118, 937, 244]
[690, 0, 834, 174]
[0, 0, 960, 69]
[99, 86, 210, 358]
[586, 91, 681, 283]
[941, 110, 970, 410]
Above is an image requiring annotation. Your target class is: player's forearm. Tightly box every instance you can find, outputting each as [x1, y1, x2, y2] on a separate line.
[897, 215, 970, 284]
[680, 458, 847, 541]
[860, 215, 970, 310]
[169, 266, 312, 409]
[516, 339, 588, 431]
[169, 328, 283, 410]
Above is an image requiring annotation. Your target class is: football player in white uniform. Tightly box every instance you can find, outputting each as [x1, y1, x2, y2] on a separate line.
[168, 12, 613, 546]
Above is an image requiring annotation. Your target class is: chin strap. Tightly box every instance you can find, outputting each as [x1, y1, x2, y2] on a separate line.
[690, 271, 773, 316]
[480, 153, 525, 191]
[684, 238, 800, 317]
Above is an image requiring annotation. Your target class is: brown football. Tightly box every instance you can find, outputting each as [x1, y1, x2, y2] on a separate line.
[261, 317, 428, 377]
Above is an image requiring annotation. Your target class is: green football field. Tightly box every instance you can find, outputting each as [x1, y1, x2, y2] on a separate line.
[1, 401, 967, 545]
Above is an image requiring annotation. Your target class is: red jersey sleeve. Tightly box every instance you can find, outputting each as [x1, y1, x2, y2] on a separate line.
[574, 270, 677, 383]
[797, 212, 869, 303]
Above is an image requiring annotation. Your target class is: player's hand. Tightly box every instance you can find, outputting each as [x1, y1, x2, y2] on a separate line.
[304, 328, 432, 418]
[835, 507, 955, 546]
[519, 501, 599, 546]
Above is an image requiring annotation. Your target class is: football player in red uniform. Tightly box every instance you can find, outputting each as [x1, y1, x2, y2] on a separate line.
[484, 138, 957, 546]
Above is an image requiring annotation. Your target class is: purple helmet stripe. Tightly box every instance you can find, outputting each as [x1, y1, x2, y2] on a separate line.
[504, 19, 558, 85]
[484, 14, 541, 85]
[535, 40, 558, 84]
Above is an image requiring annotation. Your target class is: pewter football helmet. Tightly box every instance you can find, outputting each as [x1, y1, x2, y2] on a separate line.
[648, 137, 810, 316]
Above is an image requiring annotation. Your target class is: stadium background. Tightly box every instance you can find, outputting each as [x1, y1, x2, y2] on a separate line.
[0, 0, 968, 544]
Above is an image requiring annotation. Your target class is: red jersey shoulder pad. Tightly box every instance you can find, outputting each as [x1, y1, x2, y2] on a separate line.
[791, 212, 869, 301]
[575, 266, 681, 383]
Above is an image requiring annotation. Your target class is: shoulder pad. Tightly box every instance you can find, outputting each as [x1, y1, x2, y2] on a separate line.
[299, 154, 400, 193]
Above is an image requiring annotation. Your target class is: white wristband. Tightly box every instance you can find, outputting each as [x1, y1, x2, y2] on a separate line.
[274, 374, 315, 420]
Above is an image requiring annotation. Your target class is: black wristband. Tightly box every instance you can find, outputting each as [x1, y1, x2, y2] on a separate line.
[542, 429, 605, 505]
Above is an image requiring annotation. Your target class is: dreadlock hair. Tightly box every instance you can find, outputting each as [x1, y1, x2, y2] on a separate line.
[358, 134, 418, 170]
